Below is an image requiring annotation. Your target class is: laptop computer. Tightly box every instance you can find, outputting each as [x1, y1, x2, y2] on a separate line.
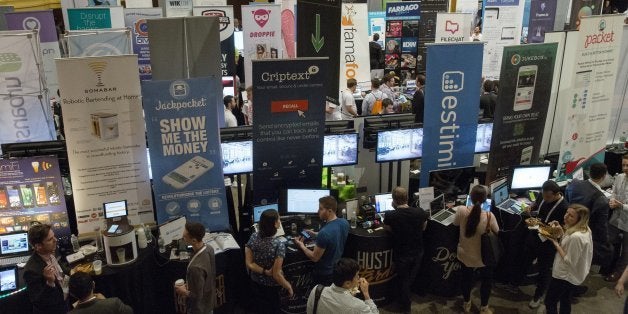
[252, 204, 285, 237]
[491, 182, 522, 214]
[0, 265, 19, 293]
[0, 231, 30, 266]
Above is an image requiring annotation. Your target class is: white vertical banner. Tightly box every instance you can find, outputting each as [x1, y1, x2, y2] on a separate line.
[435, 12, 472, 43]
[557, 15, 624, 178]
[608, 25, 628, 145]
[56, 55, 154, 233]
[0, 31, 56, 145]
[481, 0, 526, 80]
[339, 3, 370, 91]
[241, 4, 282, 85]
[125, 0, 153, 8]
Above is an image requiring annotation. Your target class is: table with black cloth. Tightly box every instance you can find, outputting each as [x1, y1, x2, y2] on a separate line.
[279, 244, 316, 314]
[490, 208, 528, 283]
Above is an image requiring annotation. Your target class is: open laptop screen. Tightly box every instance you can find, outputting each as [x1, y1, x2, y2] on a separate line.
[0, 265, 18, 293]
[0, 232, 29, 256]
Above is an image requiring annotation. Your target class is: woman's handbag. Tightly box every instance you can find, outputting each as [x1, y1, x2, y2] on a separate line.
[481, 212, 503, 267]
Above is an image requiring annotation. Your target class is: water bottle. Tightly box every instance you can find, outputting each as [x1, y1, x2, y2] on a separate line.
[137, 227, 147, 249]
[350, 210, 357, 229]
[158, 235, 166, 253]
[95, 231, 103, 253]
[70, 234, 80, 252]
[143, 224, 152, 243]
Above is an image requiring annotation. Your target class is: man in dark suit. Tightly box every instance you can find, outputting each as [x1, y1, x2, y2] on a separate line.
[566, 163, 613, 268]
[23, 223, 70, 314]
[174, 222, 216, 314]
[68, 271, 133, 314]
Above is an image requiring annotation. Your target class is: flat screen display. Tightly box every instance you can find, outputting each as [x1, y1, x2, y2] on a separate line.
[286, 189, 330, 214]
[253, 204, 279, 223]
[376, 128, 423, 162]
[510, 165, 552, 190]
[475, 122, 493, 153]
[0, 266, 17, 292]
[374, 193, 394, 213]
[323, 133, 358, 167]
[221, 140, 253, 175]
[429, 166, 476, 201]
[103, 200, 127, 219]
[0, 232, 28, 255]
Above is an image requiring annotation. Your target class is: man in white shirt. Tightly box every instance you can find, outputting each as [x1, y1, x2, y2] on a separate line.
[608, 154, 628, 281]
[244, 86, 253, 125]
[340, 78, 358, 119]
[223, 95, 238, 127]
[306, 258, 378, 314]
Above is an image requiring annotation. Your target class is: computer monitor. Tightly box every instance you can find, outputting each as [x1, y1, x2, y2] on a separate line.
[429, 166, 476, 201]
[103, 200, 128, 219]
[509, 164, 552, 191]
[0, 232, 29, 256]
[0, 265, 18, 293]
[253, 204, 279, 223]
[374, 193, 394, 213]
[376, 128, 423, 162]
[323, 133, 358, 167]
[221, 140, 253, 175]
[466, 195, 492, 211]
[283, 189, 331, 214]
[475, 122, 493, 154]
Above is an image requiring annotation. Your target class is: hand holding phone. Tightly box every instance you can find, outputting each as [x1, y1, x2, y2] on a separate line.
[300, 230, 311, 239]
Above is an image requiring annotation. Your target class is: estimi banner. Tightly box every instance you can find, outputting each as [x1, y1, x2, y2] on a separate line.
[557, 15, 624, 178]
[486, 43, 558, 182]
[420, 43, 483, 187]
[56, 55, 154, 233]
[241, 4, 281, 85]
[142, 77, 229, 232]
[252, 58, 327, 205]
[339, 3, 370, 91]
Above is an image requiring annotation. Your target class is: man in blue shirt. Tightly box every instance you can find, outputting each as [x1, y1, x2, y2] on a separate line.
[294, 196, 349, 285]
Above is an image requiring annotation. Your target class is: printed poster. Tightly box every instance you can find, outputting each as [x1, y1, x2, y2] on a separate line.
[66, 29, 132, 57]
[527, 0, 556, 43]
[241, 4, 282, 85]
[481, 0, 526, 80]
[385, 2, 420, 84]
[142, 77, 230, 232]
[56, 55, 154, 233]
[435, 12, 473, 43]
[193, 6, 236, 77]
[124, 8, 163, 81]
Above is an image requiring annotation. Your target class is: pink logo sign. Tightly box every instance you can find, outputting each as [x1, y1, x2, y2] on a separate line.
[445, 20, 459, 34]
[252, 9, 271, 28]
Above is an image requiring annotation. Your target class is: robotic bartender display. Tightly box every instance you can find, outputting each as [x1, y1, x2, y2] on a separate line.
[102, 200, 138, 266]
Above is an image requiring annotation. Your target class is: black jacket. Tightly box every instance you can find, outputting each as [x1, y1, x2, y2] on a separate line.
[23, 253, 70, 314]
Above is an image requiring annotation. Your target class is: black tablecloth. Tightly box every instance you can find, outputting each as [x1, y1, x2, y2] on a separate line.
[280, 245, 316, 314]
[491, 208, 527, 283]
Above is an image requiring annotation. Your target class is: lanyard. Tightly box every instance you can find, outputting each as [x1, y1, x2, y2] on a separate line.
[187, 245, 206, 271]
[539, 196, 564, 223]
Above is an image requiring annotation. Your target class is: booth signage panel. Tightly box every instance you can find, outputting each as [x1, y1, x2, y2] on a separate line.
[241, 4, 282, 85]
[124, 8, 163, 81]
[526, 0, 557, 43]
[193, 6, 235, 77]
[481, 0, 526, 80]
[435, 13, 472, 43]
[339, 3, 370, 91]
[66, 30, 132, 57]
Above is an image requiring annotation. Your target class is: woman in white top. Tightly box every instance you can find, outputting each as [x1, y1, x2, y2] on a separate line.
[453, 185, 499, 314]
[544, 204, 593, 314]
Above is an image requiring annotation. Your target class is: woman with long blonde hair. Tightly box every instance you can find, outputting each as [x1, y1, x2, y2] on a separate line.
[544, 204, 593, 314]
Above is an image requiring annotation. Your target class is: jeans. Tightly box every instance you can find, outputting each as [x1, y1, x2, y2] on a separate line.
[460, 265, 494, 307]
[395, 252, 423, 310]
[609, 224, 628, 274]
[544, 278, 576, 314]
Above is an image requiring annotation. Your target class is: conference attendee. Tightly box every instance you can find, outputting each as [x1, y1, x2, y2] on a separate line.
[379, 74, 398, 108]
[245, 209, 294, 312]
[614, 264, 628, 312]
[23, 223, 70, 314]
[479, 80, 497, 119]
[174, 222, 216, 314]
[294, 196, 349, 285]
[233, 89, 246, 126]
[244, 86, 254, 125]
[383, 187, 428, 313]
[233, 18, 242, 31]
[470, 26, 483, 41]
[306, 258, 378, 314]
[369, 33, 384, 70]
[361, 79, 388, 115]
[509, 181, 568, 308]
[607, 154, 628, 281]
[68, 272, 133, 314]
[411, 74, 425, 123]
[453, 185, 499, 314]
[381, 98, 395, 115]
[544, 204, 593, 314]
[565, 163, 612, 270]
[223, 95, 238, 128]
[340, 78, 358, 119]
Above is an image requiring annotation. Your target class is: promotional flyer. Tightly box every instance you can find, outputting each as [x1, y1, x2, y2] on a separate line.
[0, 157, 70, 237]
[124, 8, 162, 81]
[241, 4, 282, 85]
[0, 31, 56, 145]
[486, 43, 558, 182]
[558, 15, 624, 178]
[142, 76, 229, 232]
[252, 58, 327, 205]
[56, 55, 154, 233]
[420, 43, 483, 187]
[481, 0, 526, 80]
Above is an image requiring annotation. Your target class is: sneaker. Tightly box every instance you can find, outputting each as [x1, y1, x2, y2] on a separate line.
[529, 297, 542, 309]
[463, 300, 472, 313]
[480, 306, 493, 314]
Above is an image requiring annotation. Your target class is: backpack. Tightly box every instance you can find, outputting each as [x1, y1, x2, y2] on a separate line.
[370, 93, 383, 115]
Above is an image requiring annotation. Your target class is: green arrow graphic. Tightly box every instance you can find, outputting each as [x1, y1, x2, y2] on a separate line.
[311, 14, 324, 53]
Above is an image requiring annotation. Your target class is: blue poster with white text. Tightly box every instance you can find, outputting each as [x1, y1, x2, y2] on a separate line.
[420, 43, 483, 187]
[142, 77, 229, 232]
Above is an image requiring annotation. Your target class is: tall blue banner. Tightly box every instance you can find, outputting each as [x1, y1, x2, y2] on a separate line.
[252, 58, 327, 204]
[142, 77, 229, 232]
[420, 43, 483, 187]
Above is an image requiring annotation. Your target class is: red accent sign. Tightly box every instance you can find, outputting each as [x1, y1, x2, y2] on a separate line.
[271, 100, 308, 113]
